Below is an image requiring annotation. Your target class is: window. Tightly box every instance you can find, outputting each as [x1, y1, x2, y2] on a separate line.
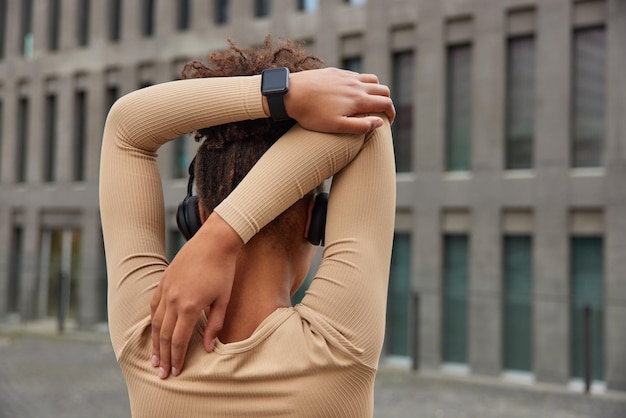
[255, 0, 270, 17]
[142, 0, 156, 36]
[570, 237, 604, 381]
[8, 227, 23, 314]
[341, 57, 362, 73]
[43, 94, 58, 182]
[392, 51, 414, 172]
[297, 0, 318, 12]
[0, 0, 6, 59]
[503, 236, 532, 371]
[20, 0, 33, 58]
[386, 234, 411, 356]
[41, 228, 81, 320]
[48, 0, 60, 51]
[506, 36, 535, 170]
[168, 229, 186, 262]
[16, 97, 29, 183]
[105, 85, 119, 118]
[445, 44, 472, 172]
[177, 0, 191, 31]
[73, 90, 87, 181]
[108, 0, 122, 42]
[442, 234, 469, 363]
[77, 0, 90, 46]
[172, 135, 189, 179]
[215, 0, 229, 24]
[0, 100, 3, 180]
[572, 27, 606, 168]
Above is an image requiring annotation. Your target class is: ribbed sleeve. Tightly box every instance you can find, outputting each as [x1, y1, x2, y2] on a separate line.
[100, 75, 396, 418]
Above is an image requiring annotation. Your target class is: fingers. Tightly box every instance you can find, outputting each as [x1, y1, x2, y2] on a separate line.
[157, 309, 177, 379]
[354, 72, 379, 84]
[150, 286, 163, 368]
[336, 116, 384, 135]
[203, 302, 227, 353]
[170, 310, 196, 377]
[152, 298, 199, 378]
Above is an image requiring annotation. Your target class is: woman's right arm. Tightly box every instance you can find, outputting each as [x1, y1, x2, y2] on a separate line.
[146, 69, 395, 378]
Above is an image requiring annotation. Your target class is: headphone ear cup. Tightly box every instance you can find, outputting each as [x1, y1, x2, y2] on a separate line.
[176, 195, 202, 241]
[307, 193, 328, 246]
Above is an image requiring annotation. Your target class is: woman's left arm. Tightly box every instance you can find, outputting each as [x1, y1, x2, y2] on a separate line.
[100, 76, 267, 355]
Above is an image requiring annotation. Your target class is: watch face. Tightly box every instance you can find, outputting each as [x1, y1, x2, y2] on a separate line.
[262, 68, 289, 94]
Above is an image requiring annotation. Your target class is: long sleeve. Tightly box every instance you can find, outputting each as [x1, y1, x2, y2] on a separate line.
[100, 76, 267, 353]
[215, 118, 396, 368]
[100, 76, 395, 417]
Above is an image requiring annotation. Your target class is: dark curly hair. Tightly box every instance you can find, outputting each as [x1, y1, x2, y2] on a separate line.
[182, 36, 325, 249]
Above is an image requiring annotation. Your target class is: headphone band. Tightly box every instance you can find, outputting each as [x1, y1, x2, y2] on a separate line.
[186, 156, 196, 198]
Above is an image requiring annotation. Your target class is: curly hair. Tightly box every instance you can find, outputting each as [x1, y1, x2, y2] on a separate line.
[182, 36, 325, 249]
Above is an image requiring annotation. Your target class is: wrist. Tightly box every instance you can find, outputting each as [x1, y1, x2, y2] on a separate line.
[197, 212, 243, 255]
[261, 67, 292, 121]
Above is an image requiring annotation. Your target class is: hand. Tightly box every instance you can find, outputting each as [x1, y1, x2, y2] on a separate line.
[278, 67, 395, 134]
[150, 213, 243, 379]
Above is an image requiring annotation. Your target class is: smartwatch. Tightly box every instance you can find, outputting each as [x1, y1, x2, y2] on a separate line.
[261, 67, 291, 121]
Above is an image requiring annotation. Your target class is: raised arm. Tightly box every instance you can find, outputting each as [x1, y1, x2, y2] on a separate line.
[216, 118, 395, 368]
[99, 68, 394, 373]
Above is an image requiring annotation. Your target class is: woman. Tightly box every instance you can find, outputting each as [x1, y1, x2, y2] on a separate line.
[100, 38, 396, 417]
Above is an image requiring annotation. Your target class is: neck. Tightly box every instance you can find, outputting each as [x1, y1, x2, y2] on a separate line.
[216, 244, 295, 344]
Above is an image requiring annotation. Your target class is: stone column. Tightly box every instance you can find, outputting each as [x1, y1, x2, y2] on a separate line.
[532, 0, 572, 385]
[414, 0, 445, 369]
[468, 1, 505, 377]
[604, 0, 626, 392]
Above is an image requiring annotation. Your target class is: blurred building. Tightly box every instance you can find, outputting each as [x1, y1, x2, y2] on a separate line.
[0, 0, 624, 391]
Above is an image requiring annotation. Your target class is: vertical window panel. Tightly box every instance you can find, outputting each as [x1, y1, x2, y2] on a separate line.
[77, 0, 90, 46]
[48, 0, 60, 51]
[142, 0, 156, 36]
[8, 226, 23, 313]
[168, 229, 185, 262]
[442, 234, 469, 363]
[20, 0, 33, 58]
[0, 0, 6, 59]
[0, 100, 3, 180]
[386, 233, 411, 356]
[298, 0, 318, 12]
[16, 97, 29, 183]
[572, 27, 606, 168]
[255, 0, 270, 17]
[503, 236, 533, 371]
[73, 90, 87, 181]
[506, 36, 535, 170]
[341, 57, 362, 73]
[177, 0, 191, 31]
[215, 0, 229, 25]
[570, 237, 604, 381]
[172, 135, 188, 179]
[392, 51, 414, 172]
[445, 44, 472, 172]
[108, 0, 122, 42]
[105, 85, 119, 118]
[44, 94, 58, 182]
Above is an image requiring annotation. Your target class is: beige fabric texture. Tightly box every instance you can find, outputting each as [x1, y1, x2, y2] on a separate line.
[99, 75, 396, 417]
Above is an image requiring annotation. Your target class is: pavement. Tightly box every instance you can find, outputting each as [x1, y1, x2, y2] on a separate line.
[0, 324, 625, 418]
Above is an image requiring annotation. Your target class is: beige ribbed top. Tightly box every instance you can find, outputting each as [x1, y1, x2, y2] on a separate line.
[99, 75, 396, 417]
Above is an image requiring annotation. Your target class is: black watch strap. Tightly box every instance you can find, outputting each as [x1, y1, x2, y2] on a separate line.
[266, 93, 290, 121]
[261, 67, 292, 122]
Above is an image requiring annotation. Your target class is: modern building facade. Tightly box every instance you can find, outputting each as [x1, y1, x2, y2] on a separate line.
[0, 0, 624, 392]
